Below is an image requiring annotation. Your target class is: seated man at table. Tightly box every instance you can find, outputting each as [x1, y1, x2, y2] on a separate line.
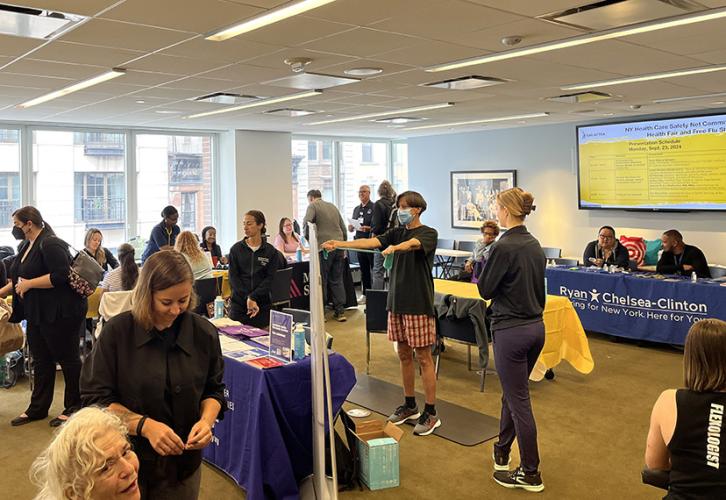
[583, 225, 629, 269]
[656, 230, 711, 278]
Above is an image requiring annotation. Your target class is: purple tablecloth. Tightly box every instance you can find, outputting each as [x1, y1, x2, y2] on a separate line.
[203, 352, 356, 500]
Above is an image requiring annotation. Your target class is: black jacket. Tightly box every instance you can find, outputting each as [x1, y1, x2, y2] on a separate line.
[371, 198, 394, 236]
[657, 244, 711, 278]
[80, 310, 225, 482]
[228, 237, 281, 308]
[9, 230, 87, 324]
[583, 240, 630, 269]
[200, 241, 223, 261]
[477, 225, 546, 332]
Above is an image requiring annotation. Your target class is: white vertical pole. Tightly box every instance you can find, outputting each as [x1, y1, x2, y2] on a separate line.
[307, 223, 338, 500]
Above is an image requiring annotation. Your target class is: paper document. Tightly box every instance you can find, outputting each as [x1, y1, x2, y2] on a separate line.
[347, 218, 362, 230]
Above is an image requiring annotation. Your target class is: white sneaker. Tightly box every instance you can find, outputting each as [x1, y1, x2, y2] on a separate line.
[357, 295, 366, 305]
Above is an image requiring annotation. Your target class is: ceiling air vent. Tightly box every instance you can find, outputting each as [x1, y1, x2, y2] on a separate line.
[546, 91, 613, 104]
[423, 75, 511, 90]
[263, 108, 317, 117]
[539, 0, 704, 31]
[0, 3, 85, 39]
[263, 72, 360, 90]
[192, 92, 261, 104]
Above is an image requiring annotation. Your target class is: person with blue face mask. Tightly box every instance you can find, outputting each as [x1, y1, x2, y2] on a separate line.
[323, 191, 441, 437]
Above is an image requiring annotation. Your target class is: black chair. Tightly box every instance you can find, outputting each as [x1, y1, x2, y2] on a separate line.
[437, 238, 456, 249]
[542, 247, 561, 259]
[193, 276, 222, 316]
[282, 307, 310, 325]
[271, 267, 293, 309]
[434, 238, 456, 278]
[364, 289, 388, 374]
[554, 257, 578, 267]
[709, 265, 726, 279]
[435, 312, 487, 392]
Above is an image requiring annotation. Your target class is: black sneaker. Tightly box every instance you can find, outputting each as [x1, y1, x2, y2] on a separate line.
[493, 448, 511, 471]
[387, 405, 420, 425]
[413, 411, 441, 436]
[493, 467, 544, 492]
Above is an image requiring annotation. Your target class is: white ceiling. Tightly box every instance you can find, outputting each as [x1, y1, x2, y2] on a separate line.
[0, 0, 725, 137]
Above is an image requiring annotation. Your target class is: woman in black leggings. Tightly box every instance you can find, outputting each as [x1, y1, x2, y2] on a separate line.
[477, 187, 546, 492]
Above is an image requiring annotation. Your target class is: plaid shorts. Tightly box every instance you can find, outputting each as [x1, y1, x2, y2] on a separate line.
[387, 313, 436, 348]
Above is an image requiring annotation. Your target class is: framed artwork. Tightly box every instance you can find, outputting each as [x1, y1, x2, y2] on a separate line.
[450, 170, 517, 229]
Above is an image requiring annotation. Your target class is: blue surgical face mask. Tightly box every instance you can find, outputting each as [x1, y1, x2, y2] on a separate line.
[397, 208, 414, 226]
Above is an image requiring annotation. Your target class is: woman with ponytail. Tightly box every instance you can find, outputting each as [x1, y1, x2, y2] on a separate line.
[102, 243, 139, 292]
[477, 187, 547, 492]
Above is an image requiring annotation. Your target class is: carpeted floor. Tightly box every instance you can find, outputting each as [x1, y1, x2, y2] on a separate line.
[0, 305, 681, 499]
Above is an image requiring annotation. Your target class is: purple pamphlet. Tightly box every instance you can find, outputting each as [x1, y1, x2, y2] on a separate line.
[219, 324, 269, 338]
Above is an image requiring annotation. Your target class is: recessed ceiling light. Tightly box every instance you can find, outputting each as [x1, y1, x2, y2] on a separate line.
[403, 112, 549, 131]
[263, 72, 359, 90]
[652, 92, 726, 104]
[306, 103, 454, 126]
[561, 64, 726, 90]
[206, 0, 338, 41]
[17, 68, 125, 108]
[373, 117, 426, 124]
[0, 4, 86, 40]
[155, 110, 182, 114]
[423, 75, 510, 90]
[426, 7, 726, 72]
[712, 101, 725, 105]
[344, 67, 383, 76]
[186, 90, 323, 119]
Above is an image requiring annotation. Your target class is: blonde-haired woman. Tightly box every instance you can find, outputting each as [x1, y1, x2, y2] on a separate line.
[477, 187, 546, 492]
[81, 250, 225, 499]
[174, 231, 213, 280]
[83, 228, 118, 272]
[645, 318, 726, 497]
[30, 407, 140, 500]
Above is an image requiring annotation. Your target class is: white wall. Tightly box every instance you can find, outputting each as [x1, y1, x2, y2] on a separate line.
[408, 123, 726, 264]
[218, 130, 292, 253]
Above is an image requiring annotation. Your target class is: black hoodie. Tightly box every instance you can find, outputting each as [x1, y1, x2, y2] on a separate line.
[228, 237, 281, 309]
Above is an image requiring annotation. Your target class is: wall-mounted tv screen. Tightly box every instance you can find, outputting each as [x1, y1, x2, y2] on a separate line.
[577, 113, 726, 211]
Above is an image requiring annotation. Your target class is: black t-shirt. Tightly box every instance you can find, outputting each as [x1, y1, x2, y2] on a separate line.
[352, 201, 374, 239]
[376, 225, 438, 316]
[667, 389, 726, 499]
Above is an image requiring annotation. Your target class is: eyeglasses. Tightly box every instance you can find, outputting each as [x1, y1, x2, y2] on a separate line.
[483, 232, 497, 237]
[598, 235, 614, 240]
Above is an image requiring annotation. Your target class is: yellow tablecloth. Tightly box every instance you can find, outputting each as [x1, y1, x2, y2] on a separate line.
[86, 287, 103, 319]
[212, 270, 231, 298]
[434, 279, 594, 380]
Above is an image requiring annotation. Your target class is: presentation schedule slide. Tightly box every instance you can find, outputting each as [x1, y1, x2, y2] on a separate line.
[578, 115, 726, 210]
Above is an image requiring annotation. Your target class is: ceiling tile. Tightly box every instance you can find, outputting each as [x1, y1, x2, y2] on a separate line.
[624, 18, 726, 56]
[689, 49, 726, 65]
[465, 1, 593, 17]
[242, 48, 358, 72]
[114, 71, 182, 87]
[369, 1, 524, 39]
[0, 34, 46, 58]
[306, 0, 445, 26]
[303, 28, 421, 59]
[318, 59, 415, 78]
[0, 73, 70, 89]
[27, 41, 144, 67]
[160, 76, 241, 92]
[374, 40, 485, 67]
[225, 0, 290, 7]
[101, 0, 264, 34]
[443, 18, 582, 51]
[161, 37, 281, 63]
[198, 63, 288, 85]
[60, 19, 194, 52]
[125, 54, 230, 76]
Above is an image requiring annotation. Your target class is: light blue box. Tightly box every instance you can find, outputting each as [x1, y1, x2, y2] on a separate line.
[355, 421, 403, 490]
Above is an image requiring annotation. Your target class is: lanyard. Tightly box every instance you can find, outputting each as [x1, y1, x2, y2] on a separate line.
[674, 252, 683, 267]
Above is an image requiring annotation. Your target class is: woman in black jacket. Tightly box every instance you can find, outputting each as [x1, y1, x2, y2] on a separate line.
[371, 180, 396, 289]
[2, 206, 87, 428]
[228, 210, 280, 328]
[83, 228, 119, 272]
[477, 187, 546, 492]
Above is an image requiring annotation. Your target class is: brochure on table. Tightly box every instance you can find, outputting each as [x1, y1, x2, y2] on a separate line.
[269, 310, 293, 362]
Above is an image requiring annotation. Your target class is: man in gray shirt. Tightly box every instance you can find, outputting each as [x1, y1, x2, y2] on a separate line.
[303, 189, 348, 321]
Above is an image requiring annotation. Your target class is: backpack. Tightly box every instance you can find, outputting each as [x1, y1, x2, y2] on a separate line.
[325, 411, 362, 491]
[387, 206, 399, 230]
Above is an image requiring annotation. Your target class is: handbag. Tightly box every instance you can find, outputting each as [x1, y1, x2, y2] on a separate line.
[68, 248, 105, 297]
[0, 300, 23, 356]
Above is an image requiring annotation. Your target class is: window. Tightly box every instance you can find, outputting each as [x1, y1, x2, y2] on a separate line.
[392, 142, 409, 192]
[136, 134, 213, 239]
[33, 130, 126, 249]
[322, 142, 331, 160]
[338, 141, 388, 226]
[74, 173, 124, 223]
[0, 128, 20, 240]
[291, 139, 333, 223]
[307, 141, 318, 161]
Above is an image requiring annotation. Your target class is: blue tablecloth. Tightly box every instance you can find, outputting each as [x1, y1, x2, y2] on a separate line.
[546, 267, 726, 345]
[203, 352, 356, 500]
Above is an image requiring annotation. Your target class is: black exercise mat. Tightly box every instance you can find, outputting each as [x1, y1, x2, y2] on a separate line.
[346, 374, 499, 446]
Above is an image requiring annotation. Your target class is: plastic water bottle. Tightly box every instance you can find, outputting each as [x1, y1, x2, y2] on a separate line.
[293, 323, 306, 361]
[691, 271, 697, 283]
[214, 296, 224, 319]
[296, 248, 302, 262]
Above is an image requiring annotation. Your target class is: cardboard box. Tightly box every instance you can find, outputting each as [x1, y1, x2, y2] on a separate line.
[354, 419, 404, 490]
